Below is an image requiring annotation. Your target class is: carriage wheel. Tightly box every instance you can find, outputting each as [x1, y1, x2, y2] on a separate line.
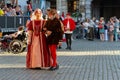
[9, 40, 23, 54]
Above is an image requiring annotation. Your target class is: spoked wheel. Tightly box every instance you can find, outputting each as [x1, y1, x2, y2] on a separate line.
[9, 40, 23, 54]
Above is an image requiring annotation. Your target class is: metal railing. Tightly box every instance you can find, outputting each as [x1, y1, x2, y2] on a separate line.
[0, 16, 29, 32]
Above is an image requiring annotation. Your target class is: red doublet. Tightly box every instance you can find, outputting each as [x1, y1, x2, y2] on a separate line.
[63, 18, 76, 32]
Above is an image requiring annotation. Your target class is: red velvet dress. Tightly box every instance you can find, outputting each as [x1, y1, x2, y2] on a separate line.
[26, 20, 51, 68]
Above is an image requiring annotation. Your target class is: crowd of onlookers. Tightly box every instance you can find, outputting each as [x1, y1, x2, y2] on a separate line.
[0, 4, 23, 16]
[0, 1, 120, 43]
[0, 0, 32, 16]
[79, 16, 120, 42]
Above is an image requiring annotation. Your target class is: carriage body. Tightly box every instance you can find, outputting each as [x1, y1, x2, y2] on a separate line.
[0, 31, 27, 54]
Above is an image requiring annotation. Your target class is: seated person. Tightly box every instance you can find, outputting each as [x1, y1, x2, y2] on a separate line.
[4, 26, 25, 40]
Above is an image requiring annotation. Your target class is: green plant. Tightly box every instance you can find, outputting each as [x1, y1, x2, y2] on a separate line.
[71, 12, 82, 17]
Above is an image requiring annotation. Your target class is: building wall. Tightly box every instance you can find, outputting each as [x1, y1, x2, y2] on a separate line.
[56, 0, 93, 18]
[85, 0, 92, 18]
[56, 0, 67, 15]
[18, 0, 27, 12]
[4, 0, 93, 18]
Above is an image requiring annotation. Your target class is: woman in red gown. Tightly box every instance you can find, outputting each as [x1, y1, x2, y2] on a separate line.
[26, 8, 51, 69]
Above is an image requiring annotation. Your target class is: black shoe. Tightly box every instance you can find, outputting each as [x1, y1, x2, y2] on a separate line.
[55, 64, 59, 70]
[49, 67, 56, 71]
[49, 66, 53, 70]
[49, 65, 59, 71]
[69, 47, 72, 50]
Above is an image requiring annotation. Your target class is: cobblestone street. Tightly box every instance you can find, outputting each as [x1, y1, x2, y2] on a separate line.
[0, 39, 120, 80]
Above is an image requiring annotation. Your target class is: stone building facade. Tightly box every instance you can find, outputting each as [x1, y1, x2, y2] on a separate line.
[57, 0, 120, 20]
[56, 0, 92, 19]
[1, 0, 120, 20]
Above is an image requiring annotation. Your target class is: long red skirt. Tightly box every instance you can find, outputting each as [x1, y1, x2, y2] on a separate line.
[26, 33, 52, 68]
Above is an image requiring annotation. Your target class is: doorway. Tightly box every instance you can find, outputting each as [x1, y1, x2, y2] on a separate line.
[92, 0, 120, 21]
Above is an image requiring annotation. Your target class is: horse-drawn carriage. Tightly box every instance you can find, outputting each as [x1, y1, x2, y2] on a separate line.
[0, 31, 27, 54]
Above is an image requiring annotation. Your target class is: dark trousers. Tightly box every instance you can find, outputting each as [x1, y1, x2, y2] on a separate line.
[87, 27, 94, 40]
[65, 33, 72, 48]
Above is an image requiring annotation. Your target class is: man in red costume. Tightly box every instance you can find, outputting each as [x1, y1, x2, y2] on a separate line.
[44, 9, 63, 71]
[63, 13, 76, 50]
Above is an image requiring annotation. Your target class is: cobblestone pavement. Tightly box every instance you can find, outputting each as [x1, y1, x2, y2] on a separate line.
[0, 39, 120, 80]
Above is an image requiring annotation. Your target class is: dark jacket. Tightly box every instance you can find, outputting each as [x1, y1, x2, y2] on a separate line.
[44, 18, 63, 45]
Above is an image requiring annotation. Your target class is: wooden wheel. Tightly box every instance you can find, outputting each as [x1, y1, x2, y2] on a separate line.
[9, 40, 23, 54]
